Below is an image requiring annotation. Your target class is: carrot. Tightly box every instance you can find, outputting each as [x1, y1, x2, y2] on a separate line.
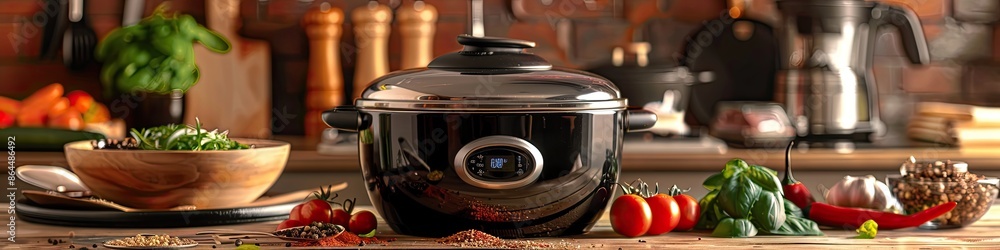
[0, 96, 19, 115]
[47, 97, 70, 118]
[48, 109, 84, 130]
[17, 83, 64, 127]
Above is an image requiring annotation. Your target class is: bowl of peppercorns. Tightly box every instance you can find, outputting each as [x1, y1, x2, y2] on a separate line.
[886, 157, 1000, 229]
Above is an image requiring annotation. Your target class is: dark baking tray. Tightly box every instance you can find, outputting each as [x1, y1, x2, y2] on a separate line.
[16, 199, 296, 228]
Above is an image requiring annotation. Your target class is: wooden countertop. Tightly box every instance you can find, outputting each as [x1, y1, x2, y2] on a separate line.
[13, 136, 1000, 172]
[8, 204, 1000, 249]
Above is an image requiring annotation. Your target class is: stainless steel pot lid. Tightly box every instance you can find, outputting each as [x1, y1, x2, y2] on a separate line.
[355, 35, 626, 111]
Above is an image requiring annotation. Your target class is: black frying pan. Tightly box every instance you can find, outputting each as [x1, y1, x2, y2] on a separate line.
[679, 18, 780, 126]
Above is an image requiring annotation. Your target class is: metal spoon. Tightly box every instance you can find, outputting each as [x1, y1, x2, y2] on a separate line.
[15, 165, 92, 197]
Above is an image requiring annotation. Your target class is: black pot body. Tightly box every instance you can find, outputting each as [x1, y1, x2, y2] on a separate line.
[357, 110, 624, 238]
[113, 92, 185, 131]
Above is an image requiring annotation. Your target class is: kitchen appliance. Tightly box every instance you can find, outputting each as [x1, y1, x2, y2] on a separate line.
[775, 0, 929, 141]
[322, 35, 656, 238]
[589, 42, 712, 136]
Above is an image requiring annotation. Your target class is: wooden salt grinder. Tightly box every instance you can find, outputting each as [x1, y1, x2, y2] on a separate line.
[303, 3, 345, 138]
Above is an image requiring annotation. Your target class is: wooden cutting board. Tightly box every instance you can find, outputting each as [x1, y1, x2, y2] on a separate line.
[185, 0, 272, 138]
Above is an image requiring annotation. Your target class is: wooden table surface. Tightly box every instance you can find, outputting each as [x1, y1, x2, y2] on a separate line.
[6, 204, 1000, 249]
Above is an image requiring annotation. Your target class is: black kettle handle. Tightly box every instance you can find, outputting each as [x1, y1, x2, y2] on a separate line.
[322, 106, 372, 132]
[625, 109, 657, 132]
[875, 3, 930, 65]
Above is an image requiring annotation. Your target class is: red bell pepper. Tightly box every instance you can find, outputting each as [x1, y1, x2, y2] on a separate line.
[808, 201, 957, 230]
[782, 141, 815, 210]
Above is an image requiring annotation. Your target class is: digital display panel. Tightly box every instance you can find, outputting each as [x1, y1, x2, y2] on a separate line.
[486, 155, 515, 172]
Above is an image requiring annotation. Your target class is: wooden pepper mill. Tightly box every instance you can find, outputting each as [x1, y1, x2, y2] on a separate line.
[397, 0, 438, 69]
[351, 0, 393, 99]
[302, 3, 345, 138]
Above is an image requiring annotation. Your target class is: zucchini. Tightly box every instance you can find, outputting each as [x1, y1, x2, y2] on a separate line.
[0, 127, 106, 151]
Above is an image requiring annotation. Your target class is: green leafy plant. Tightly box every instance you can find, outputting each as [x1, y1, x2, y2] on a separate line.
[95, 3, 231, 96]
[696, 158, 824, 237]
[129, 118, 250, 150]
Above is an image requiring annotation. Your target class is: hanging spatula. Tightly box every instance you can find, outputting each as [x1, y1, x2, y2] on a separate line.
[62, 0, 97, 70]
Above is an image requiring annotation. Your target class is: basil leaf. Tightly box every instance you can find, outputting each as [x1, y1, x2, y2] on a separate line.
[723, 159, 749, 178]
[746, 165, 783, 193]
[784, 198, 804, 218]
[750, 191, 786, 231]
[711, 218, 758, 238]
[718, 175, 761, 218]
[703, 173, 726, 191]
[695, 190, 721, 230]
[752, 164, 778, 176]
[763, 216, 824, 236]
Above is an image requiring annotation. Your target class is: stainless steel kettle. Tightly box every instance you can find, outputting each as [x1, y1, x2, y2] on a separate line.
[775, 0, 929, 141]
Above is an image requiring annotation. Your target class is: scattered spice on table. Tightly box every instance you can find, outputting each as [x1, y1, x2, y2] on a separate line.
[292, 231, 388, 247]
[436, 229, 550, 249]
[104, 234, 197, 248]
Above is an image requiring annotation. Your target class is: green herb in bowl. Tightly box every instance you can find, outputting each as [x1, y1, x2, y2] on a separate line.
[129, 120, 250, 150]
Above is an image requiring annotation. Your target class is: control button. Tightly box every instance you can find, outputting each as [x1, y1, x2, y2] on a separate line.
[476, 163, 484, 168]
[516, 169, 524, 175]
[477, 169, 485, 176]
[470, 159, 476, 164]
[477, 155, 484, 159]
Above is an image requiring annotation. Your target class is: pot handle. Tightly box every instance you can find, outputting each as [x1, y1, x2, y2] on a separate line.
[625, 108, 657, 132]
[322, 106, 372, 132]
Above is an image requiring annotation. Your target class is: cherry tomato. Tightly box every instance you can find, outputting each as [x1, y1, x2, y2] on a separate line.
[296, 199, 333, 223]
[644, 193, 680, 235]
[288, 203, 305, 221]
[330, 208, 351, 229]
[67, 90, 95, 113]
[610, 194, 652, 237]
[276, 219, 306, 231]
[0, 111, 14, 129]
[671, 193, 701, 231]
[349, 210, 378, 234]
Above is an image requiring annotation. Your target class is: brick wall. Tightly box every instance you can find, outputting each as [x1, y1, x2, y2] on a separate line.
[2, 0, 999, 135]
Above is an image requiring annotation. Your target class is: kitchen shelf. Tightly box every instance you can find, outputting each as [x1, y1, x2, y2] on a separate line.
[15, 136, 1000, 172]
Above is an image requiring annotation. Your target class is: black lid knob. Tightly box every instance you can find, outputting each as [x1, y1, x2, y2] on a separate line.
[428, 35, 552, 71]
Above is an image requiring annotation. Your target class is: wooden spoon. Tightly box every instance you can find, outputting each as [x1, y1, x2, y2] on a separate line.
[22, 182, 348, 212]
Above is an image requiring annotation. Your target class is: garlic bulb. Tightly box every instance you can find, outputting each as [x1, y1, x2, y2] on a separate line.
[825, 175, 894, 211]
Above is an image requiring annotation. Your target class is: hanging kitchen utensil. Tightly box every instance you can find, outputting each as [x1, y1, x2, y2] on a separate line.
[351, 0, 392, 99]
[38, 0, 67, 60]
[398, 0, 438, 69]
[681, 18, 780, 127]
[303, 2, 346, 138]
[62, 0, 97, 69]
[122, 0, 145, 26]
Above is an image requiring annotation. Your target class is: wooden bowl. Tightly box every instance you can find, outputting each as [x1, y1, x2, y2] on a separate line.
[64, 139, 290, 209]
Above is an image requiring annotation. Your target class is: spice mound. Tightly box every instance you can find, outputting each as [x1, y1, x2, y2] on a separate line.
[292, 231, 388, 247]
[892, 158, 1000, 228]
[437, 229, 550, 249]
[274, 221, 345, 240]
[104, 234, 197, 248]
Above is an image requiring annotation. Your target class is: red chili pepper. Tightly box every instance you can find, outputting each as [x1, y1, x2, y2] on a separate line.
[808, 201, 957, 230]
[782, 141, 815, 210]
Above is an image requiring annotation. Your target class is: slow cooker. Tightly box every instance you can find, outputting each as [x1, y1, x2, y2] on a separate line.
[323, 35, 656, 238]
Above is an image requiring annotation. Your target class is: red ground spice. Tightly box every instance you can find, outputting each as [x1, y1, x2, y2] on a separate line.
[292, 231, 389, 247]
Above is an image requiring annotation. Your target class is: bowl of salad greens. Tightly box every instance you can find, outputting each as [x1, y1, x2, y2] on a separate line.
[63, 122, 290, 209]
